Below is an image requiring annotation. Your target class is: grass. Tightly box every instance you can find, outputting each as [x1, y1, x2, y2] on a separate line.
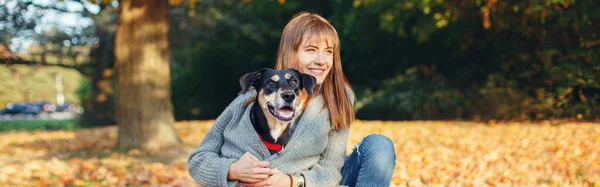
[0, 119, 79, 132]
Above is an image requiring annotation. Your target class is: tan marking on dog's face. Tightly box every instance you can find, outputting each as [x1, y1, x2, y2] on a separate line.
[258, 89, 279, 131]
[294, 89, 309, 117]
[271, 75, 280, 82]
[258, 89, 276, 110]
[285, 73, 292, 79]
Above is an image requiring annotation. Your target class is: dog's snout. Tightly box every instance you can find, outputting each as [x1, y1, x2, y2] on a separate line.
[281, 92, 295, 103]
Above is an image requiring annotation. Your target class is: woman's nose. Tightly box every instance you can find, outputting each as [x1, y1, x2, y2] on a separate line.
[314, 53, 326, 65]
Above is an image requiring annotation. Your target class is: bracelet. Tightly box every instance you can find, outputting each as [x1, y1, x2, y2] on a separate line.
[288, 174, 293, 187]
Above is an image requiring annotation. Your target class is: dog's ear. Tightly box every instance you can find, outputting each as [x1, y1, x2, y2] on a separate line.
[240, 68, 267, 94]
[289, 69, 317, 97]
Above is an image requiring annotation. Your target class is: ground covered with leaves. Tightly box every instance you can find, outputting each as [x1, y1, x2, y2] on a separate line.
[0, 120, 598, 186]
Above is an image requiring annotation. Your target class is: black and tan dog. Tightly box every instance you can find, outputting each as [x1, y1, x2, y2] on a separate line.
[240, 68, 316, 154]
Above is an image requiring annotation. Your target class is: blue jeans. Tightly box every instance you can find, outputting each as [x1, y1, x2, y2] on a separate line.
[340, 134, 396, 187]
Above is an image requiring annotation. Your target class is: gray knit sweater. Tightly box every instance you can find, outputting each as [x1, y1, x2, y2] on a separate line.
[188, 90, 349, 187]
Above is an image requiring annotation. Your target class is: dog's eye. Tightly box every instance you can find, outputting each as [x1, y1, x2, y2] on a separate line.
[267, 81, 275, 87]
[290, 80, 297, 86]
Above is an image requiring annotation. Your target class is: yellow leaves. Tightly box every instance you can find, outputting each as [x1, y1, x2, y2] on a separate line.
[434, 13, 443, 20]
[189, 0, 197, 9]
[353, 0, 362, 7]
[404, 2, 414, 9]
[87, 0, 111, 5]
[435, 19, 448, 28]
[60, 174, 75, 185]
[34, 179, 51, 186]
[82, 160, 97, 171]
[0, 120, 598, 185]
[168, 0, 205, 7]
[169, 0, 183, 6]
[347, 120, 600, 186]
[423, 7, 431, 14]
[127, 149, 142, 156]
[73, 179, 86, 186]
[382, 11, 395, 22]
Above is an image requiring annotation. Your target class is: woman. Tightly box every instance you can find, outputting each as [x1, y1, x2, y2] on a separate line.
[188, 11, 396, 187]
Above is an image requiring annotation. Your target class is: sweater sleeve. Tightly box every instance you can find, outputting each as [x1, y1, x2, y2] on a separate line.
[188, 92, 253, 187]
[300, 128, 350, 187]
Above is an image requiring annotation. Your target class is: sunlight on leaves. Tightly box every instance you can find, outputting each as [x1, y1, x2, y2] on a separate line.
[0, 120, 598, 186]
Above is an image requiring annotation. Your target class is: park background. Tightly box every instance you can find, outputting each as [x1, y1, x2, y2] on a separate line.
[0, 0, 599, 186]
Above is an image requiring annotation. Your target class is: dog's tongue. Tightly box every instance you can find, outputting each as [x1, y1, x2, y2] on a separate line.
[278, 108, 294, 118]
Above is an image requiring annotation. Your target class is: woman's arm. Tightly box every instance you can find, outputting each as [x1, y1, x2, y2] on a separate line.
[188, 92, 264, 186]
[187, 98, 239, 186]
[300, 128, 350, 187]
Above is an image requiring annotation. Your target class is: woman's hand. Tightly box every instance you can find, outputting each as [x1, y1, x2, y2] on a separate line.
[228, 152, 272, 183]
[243, 169, 291, 187]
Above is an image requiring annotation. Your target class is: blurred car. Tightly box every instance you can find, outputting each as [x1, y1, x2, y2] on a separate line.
[56, 103, 75, 112]
[0, 102, 56, 115]
[56, 103, 84, 114]
[1, 103, 29, 115]
[28, 102, 57, 114]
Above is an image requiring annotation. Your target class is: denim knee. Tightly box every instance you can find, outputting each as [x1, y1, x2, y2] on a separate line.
[357, 134, 396, 167]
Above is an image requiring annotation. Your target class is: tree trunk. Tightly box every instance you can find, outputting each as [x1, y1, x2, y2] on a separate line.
[114, 0, 181, 152]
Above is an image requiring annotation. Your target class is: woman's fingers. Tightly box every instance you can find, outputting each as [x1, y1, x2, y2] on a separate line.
[234, 152, 274, 183]
[239, 173, 269, 183]
[240, 179, 262, 184]
[251, 167, 272, 175]
[242, 152, 269, 167]
[253, 161, 270, 168]
[236, 166, 271, 182]
[253, 174, 270, 180]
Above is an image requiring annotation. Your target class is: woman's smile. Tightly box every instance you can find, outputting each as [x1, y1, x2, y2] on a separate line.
[297, 39, 334, 84]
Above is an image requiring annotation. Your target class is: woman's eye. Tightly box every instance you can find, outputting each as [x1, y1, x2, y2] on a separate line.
[290, 80, 297, 86]
[325, 50, 333, 55]
[306, 48, 316, 52]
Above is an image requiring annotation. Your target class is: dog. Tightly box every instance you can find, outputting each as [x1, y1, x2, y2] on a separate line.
[240, 68, 316, 154]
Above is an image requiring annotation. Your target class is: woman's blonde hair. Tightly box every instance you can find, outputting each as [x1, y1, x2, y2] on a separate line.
[274, 11, 354, 130]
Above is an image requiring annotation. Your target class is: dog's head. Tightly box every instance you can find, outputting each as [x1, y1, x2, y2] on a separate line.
[240, 68, 317, 122]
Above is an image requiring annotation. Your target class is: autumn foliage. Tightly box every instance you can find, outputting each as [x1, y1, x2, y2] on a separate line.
[0, 120, 598, 186]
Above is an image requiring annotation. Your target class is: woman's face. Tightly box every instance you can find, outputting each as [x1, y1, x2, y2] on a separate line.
[296, 38, 334, 85]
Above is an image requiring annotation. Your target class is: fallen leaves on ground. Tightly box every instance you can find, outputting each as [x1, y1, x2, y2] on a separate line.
[0, 120, 599, 186]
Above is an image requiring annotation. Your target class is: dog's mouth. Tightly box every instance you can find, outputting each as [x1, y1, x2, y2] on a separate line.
[267, 103, 295, 122]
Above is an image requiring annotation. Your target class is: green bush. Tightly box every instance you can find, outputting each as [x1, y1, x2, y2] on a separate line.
[167, 0, 599, 121]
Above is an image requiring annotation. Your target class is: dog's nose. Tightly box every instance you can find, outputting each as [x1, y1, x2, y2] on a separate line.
[281, 92, 295, 103]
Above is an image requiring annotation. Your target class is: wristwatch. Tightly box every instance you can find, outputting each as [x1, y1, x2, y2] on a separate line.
[294, 173, 305, 187]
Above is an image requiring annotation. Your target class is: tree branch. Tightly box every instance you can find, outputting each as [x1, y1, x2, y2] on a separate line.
[25, 0, 103, 15]
[25, 2, 81, 13]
